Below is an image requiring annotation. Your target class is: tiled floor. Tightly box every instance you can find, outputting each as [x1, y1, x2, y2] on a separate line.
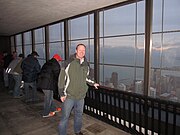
[0, 82, 130, 135]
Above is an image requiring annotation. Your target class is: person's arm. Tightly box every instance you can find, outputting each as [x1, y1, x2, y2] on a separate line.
[21, 59, 24, 70]
[37, 62, 41, 73]
[86, 66, 99, 89]
[58, 59, 73, 102]
[58, 60, 68, 102]
[94, 83, 99, 89]
[34, 60, 41, 73]
[58, 68, 66, 96]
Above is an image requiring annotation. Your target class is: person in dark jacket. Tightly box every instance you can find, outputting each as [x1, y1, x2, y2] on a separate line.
[21, 51, 41, 103]
[38, 54, 62, 118]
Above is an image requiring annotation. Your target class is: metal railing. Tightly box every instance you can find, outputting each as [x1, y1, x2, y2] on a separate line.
[84, 86, 180, 135]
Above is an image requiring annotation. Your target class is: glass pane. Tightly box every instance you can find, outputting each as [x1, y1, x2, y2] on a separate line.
[135, 67, 144, 81]
[49, 42, 64, 59]
[90, 14, 94, 38]
[136, 35, 145, 66]
[137, 1, 145, 33]
[49, 22, 64, 42]
[101, 3, 136, 36]
[69, 16, 89, 39]
[134, 67, 144, 94]
[68, 14, 94, 64]
[162, 33, 180, 68]
[16, 34, 22, 45]
[24, 45, 32, 57]
[100, 65, 134, 91]
[100, 36, 135, 65]
[35, 44, 45, 59]
[89, 40, 94, 63]
[99, 11, 104, 37]
[16, 46, 22, 54]
[35, 28, 45, 43]
[153, 0, 163, 32]
[151, 32, 180, 102]
[152, 34, 162, 68]
[10, 36, 15, 51]
[164, 0, 180, 31]
[159, 69, 180, 102]
[24, 31, 32, 45]
[150, 68, 160, 98]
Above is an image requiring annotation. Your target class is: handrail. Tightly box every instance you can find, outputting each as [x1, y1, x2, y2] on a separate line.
[84, 86, 180, 135]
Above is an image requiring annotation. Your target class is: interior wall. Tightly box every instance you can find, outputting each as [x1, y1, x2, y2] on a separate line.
[0, 36, 11, 53]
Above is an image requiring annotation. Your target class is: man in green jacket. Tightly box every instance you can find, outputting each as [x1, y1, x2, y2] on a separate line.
[58, 44, 99, 135]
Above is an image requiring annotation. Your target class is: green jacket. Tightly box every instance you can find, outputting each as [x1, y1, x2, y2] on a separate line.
[13, 59, 23, 74]
[58, 54, 95, 100]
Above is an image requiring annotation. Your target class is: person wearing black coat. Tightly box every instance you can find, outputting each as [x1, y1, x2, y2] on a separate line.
[21, 51, 41, 102]
[38, 54, 62, 118]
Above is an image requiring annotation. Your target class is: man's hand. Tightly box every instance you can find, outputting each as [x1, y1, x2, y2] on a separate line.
[60, 96, 67, 102]
[94, 83, 99, 89]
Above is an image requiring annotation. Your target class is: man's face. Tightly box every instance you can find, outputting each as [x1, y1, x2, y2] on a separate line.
[76, 45, 86, 59]
[13, 52, 17, 58]
[34, 55, 38, 58]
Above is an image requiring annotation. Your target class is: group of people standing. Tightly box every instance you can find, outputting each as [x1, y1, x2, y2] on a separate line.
[3, 51, 23, 98]
[1, 43, 99, 135]
[4, 51, 41, 102]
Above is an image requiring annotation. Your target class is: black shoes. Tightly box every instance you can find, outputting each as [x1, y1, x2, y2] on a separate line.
[75, 132, 83, 135]
[13, 94, 23, 98]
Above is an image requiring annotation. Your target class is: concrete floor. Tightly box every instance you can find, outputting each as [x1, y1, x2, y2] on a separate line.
[0, 82, 130, 135]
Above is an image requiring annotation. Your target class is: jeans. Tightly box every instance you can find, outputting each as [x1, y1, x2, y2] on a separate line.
[42, 89, 56, 115]
[24, 81, 38, 102]
[58, 98, 84, 135]
[12, 74, 22, 97]
[3, 70, 8, 87]
[8, 74, 14, 91]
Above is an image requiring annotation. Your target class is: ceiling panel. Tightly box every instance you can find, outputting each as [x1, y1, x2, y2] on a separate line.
[0, 0, 127, 36]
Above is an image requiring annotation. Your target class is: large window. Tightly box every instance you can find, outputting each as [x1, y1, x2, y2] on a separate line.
[23, 31, 32, 57]
[151, 0, 180, 102]
[15, 34, 22, 54]
[49, 22, 64, 59]
[12, 0, 180, 103]
[10, 36, 15, 52]
[99, 1, 145, 93]
[34, 27, 45, 66]
[68, 14, 94, 63]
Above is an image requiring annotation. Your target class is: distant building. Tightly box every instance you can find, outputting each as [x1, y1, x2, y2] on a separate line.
[135, 80, 143, 94]
[105, 77, 110, 86]
[108, 83, 114, 88]
[149, 87, 156, 98]
[152, 69, 161, 95]
[118, 83, 126, 91]
[111, 72, 118, 88]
